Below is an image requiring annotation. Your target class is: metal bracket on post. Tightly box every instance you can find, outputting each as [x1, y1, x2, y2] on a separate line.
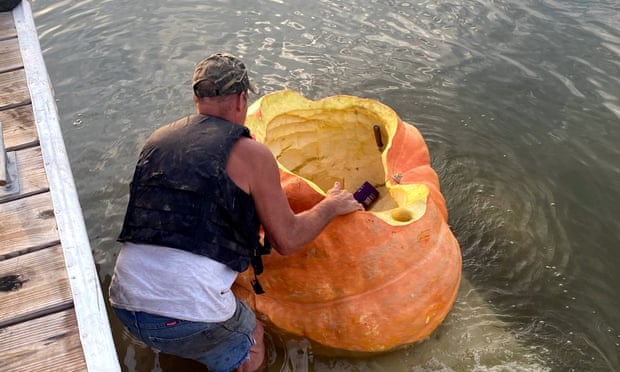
[0, 120, 20, 201]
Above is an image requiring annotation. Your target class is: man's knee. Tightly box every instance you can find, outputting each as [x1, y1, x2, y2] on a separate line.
[236, 321, 266, 372]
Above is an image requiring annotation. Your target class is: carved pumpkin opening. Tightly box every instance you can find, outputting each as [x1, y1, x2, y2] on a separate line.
[265, 107, 397, 210]
[249, 92, 432, 225]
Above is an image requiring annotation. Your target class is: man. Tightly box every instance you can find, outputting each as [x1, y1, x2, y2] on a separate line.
[109, 53, 363, 372]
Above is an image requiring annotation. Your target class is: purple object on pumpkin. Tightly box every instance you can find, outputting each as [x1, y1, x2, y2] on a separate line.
[353, 181, 379, 210]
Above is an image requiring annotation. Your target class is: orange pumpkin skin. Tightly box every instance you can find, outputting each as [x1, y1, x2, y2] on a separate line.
[234, 90, 461, 353]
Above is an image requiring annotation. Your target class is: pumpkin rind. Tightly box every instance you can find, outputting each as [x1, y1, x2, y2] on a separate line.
[234, 90, 461, 353]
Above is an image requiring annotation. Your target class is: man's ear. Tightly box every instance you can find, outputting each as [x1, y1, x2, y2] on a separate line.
[236, 91, 247, 112]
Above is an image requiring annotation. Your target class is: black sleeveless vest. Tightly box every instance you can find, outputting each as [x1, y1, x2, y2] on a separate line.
[118, 115, 261, 272]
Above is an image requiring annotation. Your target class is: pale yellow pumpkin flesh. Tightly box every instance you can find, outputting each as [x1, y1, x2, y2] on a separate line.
[234, 90, 462, 353]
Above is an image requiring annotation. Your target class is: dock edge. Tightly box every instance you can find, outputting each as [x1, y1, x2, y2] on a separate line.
[12, 1, 120, 371]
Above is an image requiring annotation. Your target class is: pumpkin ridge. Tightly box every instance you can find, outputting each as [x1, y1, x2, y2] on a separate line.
[258, 242, 441, 308]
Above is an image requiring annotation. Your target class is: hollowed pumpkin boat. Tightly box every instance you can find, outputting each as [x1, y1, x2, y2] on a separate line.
[233, 90, 461, 353]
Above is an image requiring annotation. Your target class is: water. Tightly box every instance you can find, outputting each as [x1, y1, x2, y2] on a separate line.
[31, 0, 620, 370]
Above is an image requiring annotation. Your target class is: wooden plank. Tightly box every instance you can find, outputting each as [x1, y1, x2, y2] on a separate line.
[0, 244, 73, 328]
[0, 68, 30, 109]
[0, 12, 17, 41]
[0, 37, 22, 73]
[0, 104, 38, 151]
[0, 308, 87, 372]
[13, 2, 120, 369]
[0, 191, 59, 259]
[0, 145, 49, 203]
[14, 145, 49, 193]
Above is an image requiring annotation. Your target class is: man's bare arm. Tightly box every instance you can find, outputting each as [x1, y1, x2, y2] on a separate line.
[229, 137, 362, 255]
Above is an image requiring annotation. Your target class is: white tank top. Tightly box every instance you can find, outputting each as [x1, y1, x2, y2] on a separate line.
[109, 242, 238, 322]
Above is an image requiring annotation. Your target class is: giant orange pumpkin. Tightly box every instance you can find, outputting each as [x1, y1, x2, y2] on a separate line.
[233, 90, 461, 353]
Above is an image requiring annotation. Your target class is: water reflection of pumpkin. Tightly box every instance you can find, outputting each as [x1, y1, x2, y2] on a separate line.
[233, 90, 462, 353]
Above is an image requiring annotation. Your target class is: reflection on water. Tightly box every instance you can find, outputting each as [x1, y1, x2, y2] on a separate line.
[32, 0, 620, 370]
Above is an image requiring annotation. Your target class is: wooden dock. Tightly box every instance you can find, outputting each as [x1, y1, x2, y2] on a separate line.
[0, 2, 119, 371]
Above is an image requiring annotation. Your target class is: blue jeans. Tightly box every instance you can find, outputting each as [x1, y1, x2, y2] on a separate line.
[113, 300, 256, 372]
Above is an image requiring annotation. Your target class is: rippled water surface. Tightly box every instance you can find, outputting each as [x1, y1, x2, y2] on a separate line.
[32, 0, 620, 370]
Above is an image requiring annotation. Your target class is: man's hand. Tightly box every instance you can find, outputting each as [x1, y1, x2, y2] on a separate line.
[325, 182, 364, 215]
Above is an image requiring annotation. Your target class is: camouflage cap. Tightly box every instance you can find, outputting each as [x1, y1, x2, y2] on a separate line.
[192, 53, 257, 97]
